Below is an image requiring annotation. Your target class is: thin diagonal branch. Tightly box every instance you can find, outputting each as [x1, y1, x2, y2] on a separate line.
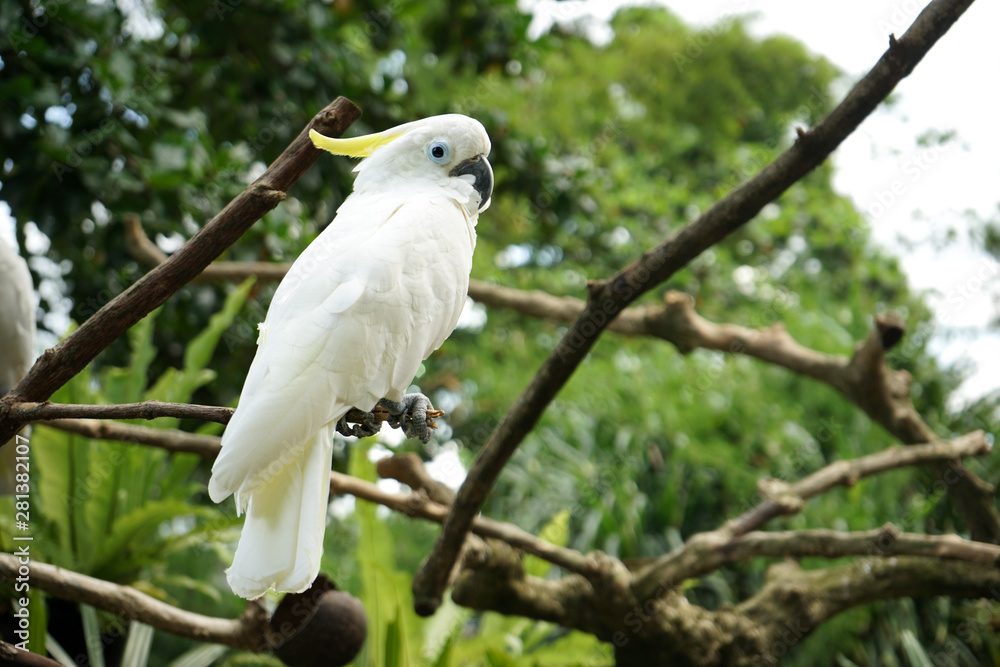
[0, 97, 362, 445]
[413, 0, 982, 615]
[0, 554, 269, 652]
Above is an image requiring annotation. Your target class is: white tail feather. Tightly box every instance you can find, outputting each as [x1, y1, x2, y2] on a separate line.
[225, 425, 334, 599]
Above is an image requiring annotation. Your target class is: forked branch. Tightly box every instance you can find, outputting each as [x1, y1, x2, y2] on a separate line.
[413, 0, 987, 615]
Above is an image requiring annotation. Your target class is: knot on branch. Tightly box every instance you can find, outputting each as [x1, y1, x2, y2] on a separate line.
[459, 540, 525, 582]
[377, 453, 454, 505]
[875, 313, 905, 350]
[582, 550, 634, 596]
[867, 523, 902, 556]
[319, 97, 362, 125]
[249, 182, 288, 205]
[758, 478, 804, 515]
[655, 290, 700, 354]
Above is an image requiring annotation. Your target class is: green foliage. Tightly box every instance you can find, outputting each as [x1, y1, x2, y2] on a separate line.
[2, 1, 997, 665]
[0, 281, 251, 663]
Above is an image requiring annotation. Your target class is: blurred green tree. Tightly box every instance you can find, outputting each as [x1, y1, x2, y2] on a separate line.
[1, 1, 997, 666]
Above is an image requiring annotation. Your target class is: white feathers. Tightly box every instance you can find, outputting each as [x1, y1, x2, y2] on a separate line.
[0, 238, 35, 393]
[224, 425, 335, 598]
[0, 237, 35, 495]
[209, 115, 492, 599]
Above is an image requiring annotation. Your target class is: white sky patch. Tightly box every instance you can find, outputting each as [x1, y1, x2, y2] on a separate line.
[653, 1, 1000, 406]
[424, 441, 468, 491]
[456, 297, 488, 331]
[377, 419, 407, 448]
[328, 494, 356, 520]
[495, 243, 533, 269]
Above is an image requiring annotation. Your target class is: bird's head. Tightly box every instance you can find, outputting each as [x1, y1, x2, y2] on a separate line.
[310, 114, 493, 213]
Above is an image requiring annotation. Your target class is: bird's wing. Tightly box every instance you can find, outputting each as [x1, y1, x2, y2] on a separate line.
[0, 241, 35, 391]
[210, 190, 474, 505]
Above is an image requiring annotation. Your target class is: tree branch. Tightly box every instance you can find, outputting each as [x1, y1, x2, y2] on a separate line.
[632, 432, 990, 597]
[413, 0, 981, 615]
[628, 293, 1000, 541]
[18, 400, 398, 434]
[11, 401, 234, 424]
[330, 468, 596, 575]
[0, 554, 269, 652]
[37, 418, 593, 575]
[123, 210, 1000, 542]
[0, 97, 362, 445]
[44, 417, 225, 458]
[0, 642, 63, 667]
[738, 556, 1000, 659]
[716, 525, 1000, 566]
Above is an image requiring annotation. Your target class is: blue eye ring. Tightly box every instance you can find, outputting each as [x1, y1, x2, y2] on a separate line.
[427, 140, 451, 164]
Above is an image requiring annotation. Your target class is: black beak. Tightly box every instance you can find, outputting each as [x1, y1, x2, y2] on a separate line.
[450, 154, 494, 212]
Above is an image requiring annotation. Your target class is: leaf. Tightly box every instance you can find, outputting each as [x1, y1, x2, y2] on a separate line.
[524, 510, 570, 578]
[384, 614, 403, 667]
[144, 278, 255, 420]
[45, 634, 77, 667]
[183, 277, 256, 377]
[80, 604, 107, 667]
[102, 308, 161, 405]
[89, 500, 216, 577]
[351, 441, 419, 667]
[33, 422, 79, 564]
[485, 648, 518, 667]
[27, 589, 47, 656]
[422, 595, 473, 666]
[166, 643, 229, 667]
[900, 629, 934, 667]
[152, 574, 224, 604]
[120, 622, 155, 667]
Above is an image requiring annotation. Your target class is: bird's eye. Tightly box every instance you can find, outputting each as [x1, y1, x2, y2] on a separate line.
[427, 141, 451, 164]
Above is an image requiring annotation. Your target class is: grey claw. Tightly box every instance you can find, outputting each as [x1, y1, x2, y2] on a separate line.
[336, 411, 379, 439]
[378, 393, 435, 443]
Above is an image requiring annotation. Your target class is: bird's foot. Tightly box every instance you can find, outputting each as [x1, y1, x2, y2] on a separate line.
[378, 393, 439, 444]
[336, 411, 380, 439]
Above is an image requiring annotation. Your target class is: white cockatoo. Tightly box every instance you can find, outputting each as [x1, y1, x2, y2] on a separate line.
[0, 235, 36, 495]
[209, 114, 493, 599]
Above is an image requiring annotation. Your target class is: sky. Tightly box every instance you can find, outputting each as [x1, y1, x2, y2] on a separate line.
[525, 0, 1000, 407]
